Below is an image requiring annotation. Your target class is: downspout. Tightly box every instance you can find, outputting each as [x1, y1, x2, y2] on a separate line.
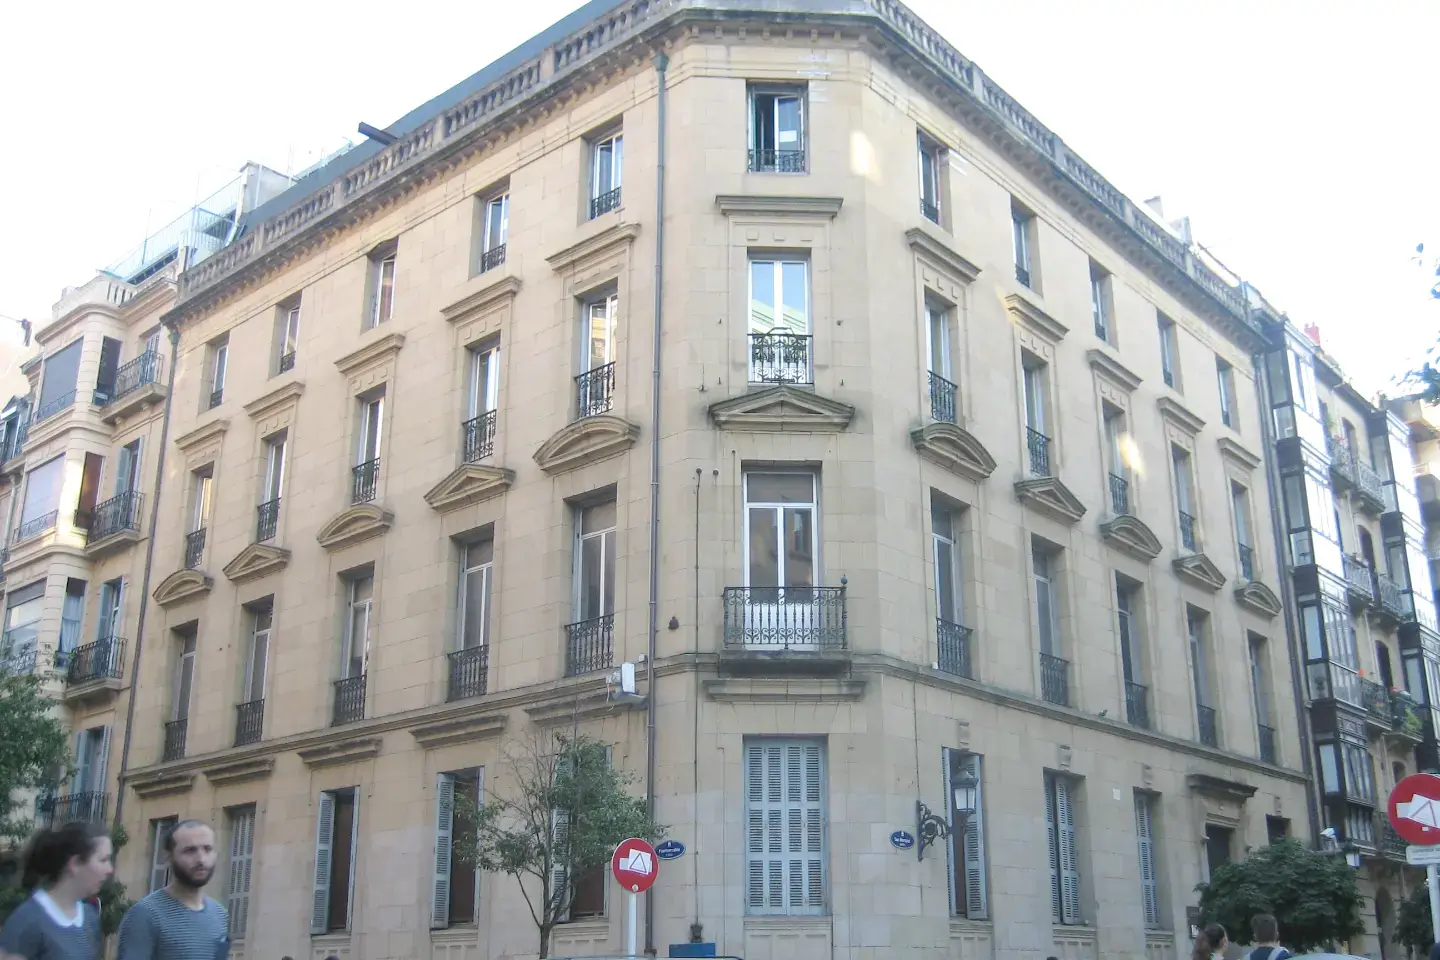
[643, 50, 669, 958]
[113, 322, 180, 830]
[1251, 324, 1321, 844]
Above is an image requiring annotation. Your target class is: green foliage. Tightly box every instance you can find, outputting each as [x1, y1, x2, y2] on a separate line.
[1397, 882, 1433, 952]
[453, 731, 664, 959]
[1195, 838, 1363, 953]
[0, 665, 71, 844]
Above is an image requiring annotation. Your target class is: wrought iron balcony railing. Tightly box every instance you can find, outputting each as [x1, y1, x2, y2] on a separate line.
[921, 198, 940, 224]
[565, 614, 614, 676]
[1026, 427, 1051, 477]
[37, 791, 108, 826]
[1109, 473, 1129, 515]
[256, 498, 280, 542]
[749, 148, 805, 173]
[749, 332, 812, 385]
[184, 528, 206, 569]
[278, 350, 296, 373]
[34, 391, 76, 423]
[1125, 681, 1149, 729]
[65, 638, 125, 686]
[163, 718, 188, 761]
[576, 362, 616, 419]
[89, 491, 143, 542]
[1039, 652, 1069, 706]
[462, 411, 497, 463]
[447, 645, 490, 701]
[1161, 364, 1174, 389]
[1257, 723, 1277, 764]
[351, 458, 379, 504]
[928, 371, 958, 424]
[208, 387, 224, 409]
[235, 699, 264, 746]
[332, 674, 367, 725]
[1238, 542, 1255, 581]
[1178, 510, 1198, 552]
[1327, 436, 1356, 488]
[722, 586, 847, 652]
[936, 618, 972, 679]
[480, 244, 507, 273]
[12, 511, 57, 543]
[1362, 679, 1392, 728]
[109, 351, 164, 403]
[589, 186, 622, 219]
[1, 646, 36, 675]
[1015, 264, 1031, 287]
[1356, 461, 1387, 512]
[1391, 691, 1424, 738]
[1376, 573, 1406, 619]
[1197, 704, 1218, 747]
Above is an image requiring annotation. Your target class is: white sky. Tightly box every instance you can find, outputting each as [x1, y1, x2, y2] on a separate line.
[2, 0, 1436, 394]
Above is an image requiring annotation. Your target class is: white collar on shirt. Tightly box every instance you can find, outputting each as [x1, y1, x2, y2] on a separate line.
[33, 890, 84, 928]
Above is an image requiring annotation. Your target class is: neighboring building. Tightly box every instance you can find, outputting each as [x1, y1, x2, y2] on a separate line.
[115, 3, 1317, 960]
[0, 165, 287, 833]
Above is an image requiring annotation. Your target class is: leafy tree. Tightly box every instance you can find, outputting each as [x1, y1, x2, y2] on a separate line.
[452, 731, 663, 959]
[0, 824, 133, 935]
[0, 665, 70, 844]
[1196, 838, 1363, 953]
[1397, 882, 1433, 954]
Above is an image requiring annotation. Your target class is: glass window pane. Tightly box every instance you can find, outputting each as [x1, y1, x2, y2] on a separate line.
[776, 97, 801, 144]
[931, 503, 953, 540]
[750, 261, 777, 333]
[783, 507, 814, 588]
[747, 508, 780, 589]
[580, 535, 603, 619]
[463, 566, 489, 648]
[935, 537, 956, 622]
[587, 300, 614, 368]
[780, 262, 808, 333]
[747, 473, 813, 505]
[581, 501, 616, 535]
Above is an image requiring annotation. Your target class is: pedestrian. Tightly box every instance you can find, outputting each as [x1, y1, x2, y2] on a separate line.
[1192, 922, 1228, 960]
[0, 821, 112, 960]
[1245, 914, 1289, 960]
[116, 819, 229, 960]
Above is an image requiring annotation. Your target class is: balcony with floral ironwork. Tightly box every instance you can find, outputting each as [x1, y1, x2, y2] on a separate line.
[575, 362, 616, 419]
[1355, 459, 1386, 514]
[1327, 436, 1356, 490]
[749, 148, 805, 173]
[1039, 652, 1068, 706]
[1257, 724, 1277, 764]
[588, 186, 621, 219]
[1026, 427, 1051, 477]
[565, 615, 613, 677]
[351, 458, 379, 504]
[749, 332, 812, 386]
[332, 674, 367, 725]
[62, 638, 125, 705]
[1125, 681, 1149, 729]
[721, 584, 848, 675]
[1361, 678, 1392, 732]
[36, 791, 107, 827]
[1197, 704, 1219, 747]
[1379, 815, 1407, 861]
[162, 718, 188, 761]
[99, 351, 166, 424]
[234, 699, 264, 746]
[936, 618, 971, 679]
[184, 528, 206, 569]
[462, 410, 497, 463]
[87, 491, 143, 553]
[448, 645, 490, 700]
[1108, 473, 1129, 515]
[928, 372, 957, 424]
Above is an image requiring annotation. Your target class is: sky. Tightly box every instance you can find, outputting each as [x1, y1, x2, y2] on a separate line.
[1, 0, 1436, 395]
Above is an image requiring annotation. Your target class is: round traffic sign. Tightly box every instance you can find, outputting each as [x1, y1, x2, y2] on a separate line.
[611, 837, 659, 893]
[1388, 773, 1440, 845]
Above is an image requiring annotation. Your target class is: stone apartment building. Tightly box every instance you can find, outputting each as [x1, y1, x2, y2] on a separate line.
[6, 2, 1436, 960]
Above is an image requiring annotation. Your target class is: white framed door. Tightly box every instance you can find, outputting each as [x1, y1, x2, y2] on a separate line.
[742, 472, 818, 647]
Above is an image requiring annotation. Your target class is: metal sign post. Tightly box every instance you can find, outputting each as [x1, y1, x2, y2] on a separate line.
[611, 837, 659, 958]
[1389, 775, 1440, 944]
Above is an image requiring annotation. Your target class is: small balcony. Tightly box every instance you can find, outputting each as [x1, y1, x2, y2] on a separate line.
[1197, 704, 1219, 747]
[479, 243, 507, 274]
[748, 148, 805, 173]
[235, 699, 264, 747]
[589, 186, 622, 219]
[721, 585, 848, 667]
[1039, 652, 1069, 706]
[1343, 555, 1374, 608]
[1026, 427, 1051, 477]
[462, 410, 497, 463]
[278, 350, 296, 373]
[208, 387, 224, 409]
[1238, 543, 1255, 582]
[921, 198, 941, 224]
[1015, 264, 1031, 288]
[1355, 460, 1386, 514]
[1108, 473, 1130, 515]
[936, 618, 972, 679]
[162, 718, 188, 762]
[1375, 573, 1406, 621]
[1362, 678, 1392, 731]
[351, 458, 379, 504]
[749, 332, 812, 385]
[99, 352, 166, 424]
[184, 528, 206, 570]
[255, 498, 280, 542]
[928, 372, 958, 424]
[1125, 681, 1150, 729]
[1327, 436, 1356, 490]
[62, 638, 125, 704]
[34, 390, 76, 423]
[332, 674, 367, 725]
[1258, 723, 1277, 764]
[37, 791, 108, 827]
[565, 614, 614, 677]
[1389, 691, 1425, 742]
[447, 645, 490, 701]
[1178, 510, 1198, 553]
[12, 510, 57, 544]
[87, 491, 144, 553]
[575, 362, 616, 419]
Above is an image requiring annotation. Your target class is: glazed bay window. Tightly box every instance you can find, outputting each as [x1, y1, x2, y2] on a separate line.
[1232, 482, 1254, 580]
[1011, 200, 1036, 288]
[748, 85, 805, 173]
[576, 294, 617, 419]
[918, 132, 944, 223]
[933, 499, 970, 678]
[478, 192, 508, 273]
[1158, 314, 1179, 389]
[352, 393, 384, 504]
[1188, 609, 1218, 747]
[185, 468, 212, 569]
[431, 770, 481, 928]
[1104, 406, 1130, 514]
[1034, 542, 1067, 705]
[164, 626, 196, 761]
[1044, 772, 1082, 925]
[236, 601, 270, 747]
[1302, 596, 1361, 708]
[1089, 260, 1112, 342]
[15, 455, 62, 542]
[1173, 446, 1197, 551]
[944, 749, 987, 919]
[275, 297, 301, 374]
[1217, 357, 1236, 428]
[748, 258, 811, 385]
[588, 131, 623, 218]
[1023, 357, 1050, 477]
[449, 540, 492, 700]
[310, 787, 360, 934]
[207, 335, 228, 408]
[745, 739, 826, 915]
[568, 500, 616, 676]
[225, 805, 256, 941]
[367, 244, 397, 328]
[334, 573, 372, 725]
[1118, 578, 1148, 728]
[464, 343, 499, 463]
[926, 302, 957, 424]
[257, 433, 285, 542]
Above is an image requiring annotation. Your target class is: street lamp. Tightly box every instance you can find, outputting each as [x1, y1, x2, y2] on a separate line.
[917, 772, 979, 862]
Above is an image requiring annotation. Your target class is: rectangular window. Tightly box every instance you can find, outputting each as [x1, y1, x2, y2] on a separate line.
[588, 132, 623, 217]
[342, 575, 373, 679]
[1173, 446, 1197, 551]
[1134, 793, 1160, 929]
[744, 739, 826, 915]
[1089, 261, 1111, 342]
[369, 251, 397, 327]
[1190, 609, 1218, 747]
[1117, 579, 1140, 686]
[243, 602, 271, 704]
[432, 770, 481, 928]
[76, 453, 102, 532]
[575, 501, 617, 622]
[148, 817, 178, 892]
[1216, 358, 1235, 428]
[550, 744, 609, 921]
[115, 439, 142, 495]
[2, 581, 44, 664]
[1266, 816, 1290, 845]
[1343, 742, 1376, 802]
[467, 344, 500, 419]
[190, 469, 212, 534]
[479, 194, 509, 272]
[1033, 544, 1059, 657]
[263, 435, 286, 504]
[945, 749, 986, 919]
[1044, 772, 1081, 925]
[72, 725, 109, 796]
[172, 628, 196, 722]
[276, 298, 301, 373]
[20, 455, 64, 531]
[95, 337, 121, 403]
[38, 339, 82, 416]
[1232, 482, 1254, 580]
[744, 473, 817, 599]
[918, 133, 943, 223]
[577, 295, 619, 418]
[1205, 824, 1232, 877]
[748, 258, 811, 384]
[1158, 314, 1179, 389]
[926, 303, 951, 379]
[357, 394, 384, 466]
[60, 579, 85, 654]
[1104, 406, 1129, 512]
[1023, 358, 1050, 477]
[1011, 201, 1035, 288]
[458, 541, 493, 651]
[932, 502, 962, 627]
[97, 578, 123, 643]
[310, 787, 359, 934]
[207, 336, 228, 408]
[225, 805, 256, 940]
[748, 86, 805, 173]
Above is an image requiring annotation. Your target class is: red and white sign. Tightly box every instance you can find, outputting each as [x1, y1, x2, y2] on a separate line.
[1388, 773, 1440, 845]
[611, 837, 658, 893]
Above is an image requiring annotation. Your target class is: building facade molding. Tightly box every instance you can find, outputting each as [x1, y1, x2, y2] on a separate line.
[1004, 292, 1068, 344]
[533, 415, 639, 475]
[910, 422, 997, 482]
[424, 464, 515, 514]
[334, 332, 406, 381]
[202, 756, 276, 787]
[904, 227, 981, 285]
[1234, 580, 1283, 619]
[1172, 552, 1227, 592]
[129, 771, 195, 799]
[441, 276, 522, 326]
[1087, 348, 1142, 393]
[545, 222, 641, 273]
[173, 418, 230, 455]
[410, 713, 508, 749]
[1157, 396, 1206, 437]
[297, 737, 383, 769]
[1098, 514, 1163, 562]
[715, 195, 843, 219]
[152, 569, 214, 607]
[1218, 437, 1263, 472]
[222, 542, 292, 584]
[703, 677, 868, 702]
[243, 381, 306, 422]
[708, 385, 855, 433]
[1014, 476, 1086, 524]
[316, 504, 395, 551]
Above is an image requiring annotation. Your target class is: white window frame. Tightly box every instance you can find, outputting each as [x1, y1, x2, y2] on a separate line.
[357, 395, 384, 466]
[243, 605, 271, 704]
[458, 541, 493, 651]
[748, 258, 811, 338]
[932, 504, 962, 626]
[582, 295, 618, 374]
[73, 725, 109, 796]
[748, 87, 806, 170]
[1117, 579, 1139, 685]
[97, 578, 123, 642]
[226, 805, 256, 940]
[172, 632, 196, 722]
[115, 439, 143, 495]
[263, 436, 286, 503]
[482, 194, 509, 255]
[1033, 546, 1058, 657]
[574, 501, 617, 622]
[589, 133, 623, 201]
[1045, 772, 1081, 925]
[211, 339, 229, 398]
[1012, 206, 1033, 284]
[1217, 358, 1235, 427]
[918, 134, 942, 220]
[1023, 361, 1047, 436]
[1090, 262, 1110, 341]
[342, 575, 373, 679]
[149, 816, 178, 892]
[310, 788, 361, 935]
[190, 470, 212, 533]
[279, 301, 301, 365]
[467, 345, 501, 419]
[1158, 316, 1178, 388]
[743, 739, 827, 916]
[742, 471, 819, 594]
[1250, 636, 1271, 727]
[925, 303, 951, 379]
[371, 254, 397, 327]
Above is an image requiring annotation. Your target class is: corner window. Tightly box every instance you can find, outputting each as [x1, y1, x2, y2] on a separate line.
[748, 86, 806, 173]
[36, 339, 80, 421]
[748, 258, 811, 385]
[588, 132, 623, 218]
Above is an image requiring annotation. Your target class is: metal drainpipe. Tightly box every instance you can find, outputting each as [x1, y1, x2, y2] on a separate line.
[643, 50, 669, 959]
[113, 321, 181, 830]
[1251, 327, 1321, 843]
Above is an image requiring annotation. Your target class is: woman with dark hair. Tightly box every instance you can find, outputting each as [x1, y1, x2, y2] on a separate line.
[1193, 922, 1229, 960]
[0, 821, 112, 960]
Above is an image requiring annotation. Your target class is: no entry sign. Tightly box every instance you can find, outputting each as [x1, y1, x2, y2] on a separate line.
[1388, 773, 1440, 845]
[611, 837, 659, 893]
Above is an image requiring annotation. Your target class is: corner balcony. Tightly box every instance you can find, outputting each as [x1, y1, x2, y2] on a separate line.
[1361, 678, 1392, 732]
[98, 352, 166, 424]
[37, 791, 108, 827]
[86, 491, 144, 556]
[60, 637, 125, 705]
[11, 510, 57, 545]
[720, 584, 848, 676]
[33, 390, 76, 425]
[1387, 690, 1425, 744]
[1343, 555, 1374, 608]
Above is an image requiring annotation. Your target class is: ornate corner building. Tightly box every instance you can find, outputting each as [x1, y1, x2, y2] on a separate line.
[2, 2, 1435, 959]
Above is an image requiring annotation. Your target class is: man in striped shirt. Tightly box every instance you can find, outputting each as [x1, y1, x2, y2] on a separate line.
[118, 820, 229, 960]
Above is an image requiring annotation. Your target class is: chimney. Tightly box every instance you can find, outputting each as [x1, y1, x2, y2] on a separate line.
[1303, 323, 1322, 348]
